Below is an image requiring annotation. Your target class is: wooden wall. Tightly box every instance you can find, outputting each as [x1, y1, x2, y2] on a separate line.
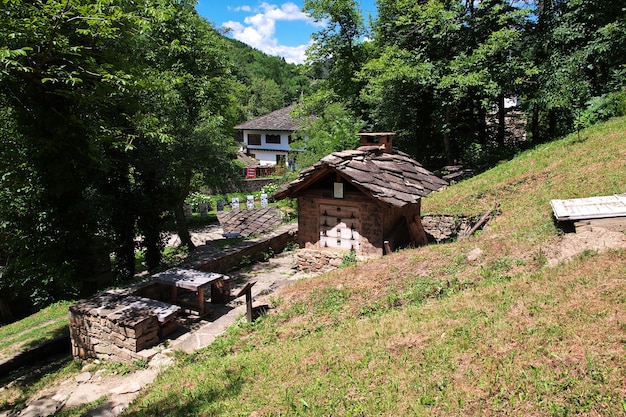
[297, 188, 420, 257]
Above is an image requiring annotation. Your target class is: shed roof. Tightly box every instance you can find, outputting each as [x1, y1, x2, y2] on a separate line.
[273, 147, 448, 207]
[550, 194, 626, 221]
[234, 105, 298, 131]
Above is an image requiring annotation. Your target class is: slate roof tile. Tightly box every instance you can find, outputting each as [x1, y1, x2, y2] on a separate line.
[234, 105, 299, 131]
[274, 147, 448, 207]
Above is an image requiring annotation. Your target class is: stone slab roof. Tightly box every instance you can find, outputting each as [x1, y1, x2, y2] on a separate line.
[234, 105, 298, 131]
[273, 147, 448, 207]
[217, 206, 284, 237]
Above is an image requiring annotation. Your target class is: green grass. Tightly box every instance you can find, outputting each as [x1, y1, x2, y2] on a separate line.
[121, 117, 626, 416]
[0, 301, 71, 361]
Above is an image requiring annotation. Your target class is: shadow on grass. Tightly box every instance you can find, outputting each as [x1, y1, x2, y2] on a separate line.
[0, 353, 77, 413]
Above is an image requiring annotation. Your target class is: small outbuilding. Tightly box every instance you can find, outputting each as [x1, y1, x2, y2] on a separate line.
[273, 133, 447, 270]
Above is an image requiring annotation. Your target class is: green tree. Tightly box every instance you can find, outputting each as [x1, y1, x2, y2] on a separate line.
[303, 0, 371, 116]
[0, 0, 240, 309]
[358, 0, 535, 166]
[526, 0, 626, 141]
[245, 77, 286, 118]
[0, 0, 152, 303]
[290, 90, 365, 168]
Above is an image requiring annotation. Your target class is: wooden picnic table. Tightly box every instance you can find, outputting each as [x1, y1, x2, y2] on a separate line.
[151, 268, 225, 316]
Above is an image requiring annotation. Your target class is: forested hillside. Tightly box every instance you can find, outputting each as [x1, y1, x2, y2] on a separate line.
[226, 38, 313, 119]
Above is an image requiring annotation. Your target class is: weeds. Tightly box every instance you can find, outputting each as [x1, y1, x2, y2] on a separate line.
[339, 250, 357, 268]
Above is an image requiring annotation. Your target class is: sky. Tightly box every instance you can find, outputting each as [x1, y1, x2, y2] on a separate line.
[195, 1, 377, 65]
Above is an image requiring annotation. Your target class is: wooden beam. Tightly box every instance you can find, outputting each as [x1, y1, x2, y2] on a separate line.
[408, 215, 429, 246]
[460, 210, 492, 239]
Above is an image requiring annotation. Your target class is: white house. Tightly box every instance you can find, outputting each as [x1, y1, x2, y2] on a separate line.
[234, 105, 300, 168]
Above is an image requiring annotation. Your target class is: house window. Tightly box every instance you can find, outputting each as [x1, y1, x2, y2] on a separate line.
[248, 134, 261, 146]
[288, 135, 293, 144]
[276, 154, 286, 166]
[266, 134, 281, 144]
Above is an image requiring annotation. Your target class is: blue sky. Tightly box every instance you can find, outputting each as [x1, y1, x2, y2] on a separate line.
[195, 1, 377, 65]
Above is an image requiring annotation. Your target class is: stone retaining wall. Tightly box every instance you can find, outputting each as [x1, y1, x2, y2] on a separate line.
[187, 224, 298, 273]
[421, 214, 475, 242]
[296, 249, 345, 273]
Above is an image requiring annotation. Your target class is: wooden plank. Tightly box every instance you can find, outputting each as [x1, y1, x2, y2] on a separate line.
[459, 210, 492, 239]
[236, 281, 257, 298]
[551, 195, 626, 221]
[408, 215, 428, 246]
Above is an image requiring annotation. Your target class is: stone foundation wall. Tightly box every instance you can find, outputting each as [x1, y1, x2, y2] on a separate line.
[296, 249, 349, 273]
[421, 214, 475, 242]
[69, 293, 179, 362]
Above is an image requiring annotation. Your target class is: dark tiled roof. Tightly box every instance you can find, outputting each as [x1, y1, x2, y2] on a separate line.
[217, 207, 283, 237]
[273, 147, 448, 207]
[234, 105, 298, 131]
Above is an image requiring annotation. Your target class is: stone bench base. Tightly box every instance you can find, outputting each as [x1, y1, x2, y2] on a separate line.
[69, 291, 180, 362]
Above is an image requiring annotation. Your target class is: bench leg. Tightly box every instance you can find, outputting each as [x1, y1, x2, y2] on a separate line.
[198, 287, 205, 316]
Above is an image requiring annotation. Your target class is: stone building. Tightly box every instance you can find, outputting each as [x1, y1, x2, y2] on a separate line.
[273, 133, 447, 271]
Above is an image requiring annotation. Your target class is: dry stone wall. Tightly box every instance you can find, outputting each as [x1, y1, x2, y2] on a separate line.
[69, 292, 178, 362]
[421, 214, 474, 242]
[296, 249, 345, 273]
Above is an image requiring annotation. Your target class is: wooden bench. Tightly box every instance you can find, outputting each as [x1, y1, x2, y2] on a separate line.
[151, 268, 227, 316]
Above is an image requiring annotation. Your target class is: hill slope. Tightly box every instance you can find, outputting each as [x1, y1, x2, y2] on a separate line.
[125, 117, 626, 416]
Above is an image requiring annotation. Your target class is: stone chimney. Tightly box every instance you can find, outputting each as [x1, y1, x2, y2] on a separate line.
[358, 132, 394, 153]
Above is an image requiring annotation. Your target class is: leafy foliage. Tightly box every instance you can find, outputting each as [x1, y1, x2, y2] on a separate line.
[305, 0, 626, 168]
[0, 0, 241, 308]
[226, 38, 313, 119]
[290, 90, 364, 169]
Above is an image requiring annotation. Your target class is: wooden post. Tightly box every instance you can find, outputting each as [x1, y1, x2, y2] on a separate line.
[245, 290, 253, 322]
[236, 281, 257, 323]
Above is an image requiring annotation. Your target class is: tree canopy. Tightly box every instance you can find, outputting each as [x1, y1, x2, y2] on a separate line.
[0, 0, 241, 312]
[304, 0, 626, 168]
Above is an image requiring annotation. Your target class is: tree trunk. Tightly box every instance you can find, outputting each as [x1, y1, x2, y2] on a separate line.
[115, 222, 136, 281]
[174, 202, 195, 249]
[0, 298, 14, 324]
[443, 105, 453, 165]
[497, 94, 506, 147]
[477, 98, 487, 145]
[139, 211, 163, 271]
[531, 104, 540, 143]
[174, 170, 195, 249]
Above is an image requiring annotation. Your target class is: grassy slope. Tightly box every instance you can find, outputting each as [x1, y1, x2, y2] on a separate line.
[0, 301, 70, 362]
[125, 118, 626, 416]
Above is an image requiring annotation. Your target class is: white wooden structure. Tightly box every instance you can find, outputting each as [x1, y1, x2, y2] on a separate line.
[551, 194, 626, 221]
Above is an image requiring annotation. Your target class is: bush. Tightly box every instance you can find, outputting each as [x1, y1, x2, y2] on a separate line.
[261, 182, 280, 196]
[185, 192, 213, 212]
[580, 90, 626, 128]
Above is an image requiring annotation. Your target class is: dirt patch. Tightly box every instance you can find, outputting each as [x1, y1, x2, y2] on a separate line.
[166, 224, 224, 248]
[543, 226, 626, 267]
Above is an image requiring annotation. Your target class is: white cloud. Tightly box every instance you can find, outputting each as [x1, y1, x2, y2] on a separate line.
[221, 1, 322, 64]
